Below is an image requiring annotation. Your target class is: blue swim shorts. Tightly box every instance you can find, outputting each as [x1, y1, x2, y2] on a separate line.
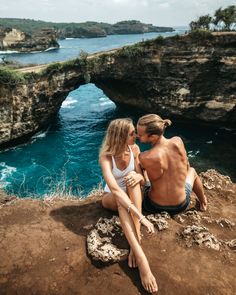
[142, 182, 192, 215]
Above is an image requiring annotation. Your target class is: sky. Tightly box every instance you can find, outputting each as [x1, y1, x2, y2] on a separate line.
[0, 0, 235, 26]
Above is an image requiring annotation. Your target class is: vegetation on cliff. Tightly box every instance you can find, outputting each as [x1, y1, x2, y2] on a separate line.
[0, 18, 174, 39]
[190, 5, 236, 31]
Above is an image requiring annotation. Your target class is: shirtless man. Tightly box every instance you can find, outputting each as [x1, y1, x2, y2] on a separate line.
[137, 114, 207, 215]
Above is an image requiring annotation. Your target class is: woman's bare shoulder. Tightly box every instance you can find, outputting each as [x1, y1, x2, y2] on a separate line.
[130, 144, 140, 157]
[99, 153, 112, 164]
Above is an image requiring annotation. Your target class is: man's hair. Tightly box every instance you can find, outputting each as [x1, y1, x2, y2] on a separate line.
[99, 118, 133, 158]
[137, 114, 172, 136]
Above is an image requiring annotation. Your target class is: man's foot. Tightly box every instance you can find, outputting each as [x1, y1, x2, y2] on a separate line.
[138, 259, 158, 293]
[200, 201, 207, 212]
[200, 196, 207, 212]
[128, 249, 137, 268]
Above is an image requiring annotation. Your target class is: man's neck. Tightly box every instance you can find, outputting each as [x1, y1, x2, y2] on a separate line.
[151, 135, 166, 147]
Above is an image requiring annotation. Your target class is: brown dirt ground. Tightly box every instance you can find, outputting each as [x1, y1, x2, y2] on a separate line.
[0, 172, 235, 295]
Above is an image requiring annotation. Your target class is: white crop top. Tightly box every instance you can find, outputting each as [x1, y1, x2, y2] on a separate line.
[104, 145, 135, 193]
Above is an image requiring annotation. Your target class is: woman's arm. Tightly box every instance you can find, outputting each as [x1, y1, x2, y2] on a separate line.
[100, 154, 155, 233]
[100, 155, 143, 218]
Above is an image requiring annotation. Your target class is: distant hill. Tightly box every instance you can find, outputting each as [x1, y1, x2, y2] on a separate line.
[0, 18, 174, 39]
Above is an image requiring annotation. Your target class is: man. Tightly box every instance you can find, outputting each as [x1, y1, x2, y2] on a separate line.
[137, 114, 207, 215]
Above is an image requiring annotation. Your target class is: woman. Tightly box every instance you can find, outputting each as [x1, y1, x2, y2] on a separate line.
[99, 118, 158, 294]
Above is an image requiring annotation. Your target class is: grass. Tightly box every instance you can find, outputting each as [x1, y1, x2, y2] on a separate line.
[0, 66, 26, 85]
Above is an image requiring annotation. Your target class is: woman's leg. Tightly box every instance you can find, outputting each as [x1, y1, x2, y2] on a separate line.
[186, 167, 207, 211]
[102, 192, 118, 211]
[102, 192, 157, 293]
[127, 183, 142, 267]
[118, 203, 158, 293]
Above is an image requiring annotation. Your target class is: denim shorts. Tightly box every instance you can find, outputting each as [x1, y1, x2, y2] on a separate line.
[142, 183, 192, 215]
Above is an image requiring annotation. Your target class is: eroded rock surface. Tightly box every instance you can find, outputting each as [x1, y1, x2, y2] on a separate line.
[0, 33, 236, 148]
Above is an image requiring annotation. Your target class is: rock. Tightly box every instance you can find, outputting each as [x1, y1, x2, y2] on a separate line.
[200, 169, 233, 191]
[0, 27, 59, 52]
[226, 239, 236, 251]
[1, 33, 236, 148]
[146, 212, 170, 231]
[216, 218, 235, 228]
[87, 216, 128, 262]
[180, 225, 221, 251]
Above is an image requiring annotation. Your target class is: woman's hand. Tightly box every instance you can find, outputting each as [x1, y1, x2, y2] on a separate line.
[124, 171, 143, 187]
[140, 216, 155, 234]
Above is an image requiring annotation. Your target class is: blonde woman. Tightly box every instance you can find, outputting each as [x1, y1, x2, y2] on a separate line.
[99, 118, 158, 294]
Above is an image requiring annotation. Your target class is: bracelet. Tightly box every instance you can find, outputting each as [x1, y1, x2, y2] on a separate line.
[127, 202, 133, 214]
[138, 216, 146, 223]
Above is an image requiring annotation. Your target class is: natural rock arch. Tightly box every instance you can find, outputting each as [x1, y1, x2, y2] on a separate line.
[0, 32, 235, 148]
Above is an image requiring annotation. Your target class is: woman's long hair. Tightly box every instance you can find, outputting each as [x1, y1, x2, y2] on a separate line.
[99, 118, 133, 158]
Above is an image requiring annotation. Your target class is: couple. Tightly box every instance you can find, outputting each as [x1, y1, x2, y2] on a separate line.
[99, 114, 207, 293]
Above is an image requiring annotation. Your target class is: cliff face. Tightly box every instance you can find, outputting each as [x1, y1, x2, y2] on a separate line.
[0, 27, 59, 52]
[0, 33, 235, 148]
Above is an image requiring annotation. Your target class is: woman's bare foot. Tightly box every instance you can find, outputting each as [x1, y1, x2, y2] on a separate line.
[138, 259, 158, 293]
[128, 249, 137, 268]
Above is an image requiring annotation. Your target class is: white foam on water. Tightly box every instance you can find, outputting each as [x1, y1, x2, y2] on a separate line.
[100, 101, 115, 106]
[99, 97, 108, 101]
[44, 46, 59, 52]
[61, 97, 77, 109]
[188, 150, 200, 158]
[206, 140, 213, 144]
[32, 130, 48, 139]
[65, 38, 75, 40]
[0, 49, 21, 54]
[0, 162, 17, 188]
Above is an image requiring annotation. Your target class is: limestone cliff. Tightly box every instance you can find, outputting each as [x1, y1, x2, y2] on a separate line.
[0, 32, 235, 148]
[0, 27, 59, 52]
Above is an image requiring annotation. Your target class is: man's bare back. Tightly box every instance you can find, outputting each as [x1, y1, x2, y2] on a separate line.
[137, 114, 207, 214]
[140, 136, 188, 206]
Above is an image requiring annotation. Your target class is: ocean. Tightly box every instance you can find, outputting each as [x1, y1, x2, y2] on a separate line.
[0, 29, 235, 198]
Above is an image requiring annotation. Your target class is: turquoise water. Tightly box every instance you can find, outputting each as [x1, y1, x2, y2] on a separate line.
[0, 30, 236, 197]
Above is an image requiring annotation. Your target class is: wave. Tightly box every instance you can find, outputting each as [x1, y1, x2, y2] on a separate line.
[65, 38, 75, 40]
[0, 50, 20, 54]
[100, 101, 115, 106]
[61, 97, 77, 109]
[99, 97, 108, 101]
[44, 46, 60, 52]
[0, 162, 17, 188]
[32, 130, 48, 139]
[187, 150, 200, 158]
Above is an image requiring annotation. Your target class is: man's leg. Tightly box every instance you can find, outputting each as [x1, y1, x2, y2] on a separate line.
[186, 167, 207, 211]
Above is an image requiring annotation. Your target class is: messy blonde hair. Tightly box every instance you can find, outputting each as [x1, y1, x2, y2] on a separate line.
[138, 114, 171, 136]
[99, 118, 133, 158]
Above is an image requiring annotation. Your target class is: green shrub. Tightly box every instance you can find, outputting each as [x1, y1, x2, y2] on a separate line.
[189, 29, 213, 41]
[117, 44, 145, 58]
[0, 67, 26, 85]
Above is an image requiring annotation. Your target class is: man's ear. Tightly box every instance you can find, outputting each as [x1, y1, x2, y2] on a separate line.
[149, 134, 159, 141]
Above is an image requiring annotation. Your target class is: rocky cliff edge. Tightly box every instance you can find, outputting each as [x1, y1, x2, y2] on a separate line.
[0, 169, 235, 295]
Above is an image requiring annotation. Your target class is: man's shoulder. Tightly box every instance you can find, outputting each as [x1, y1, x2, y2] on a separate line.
[139, 149, 160, 166]
[170, 136, 183, 144]
[169, 136, 185, 148]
